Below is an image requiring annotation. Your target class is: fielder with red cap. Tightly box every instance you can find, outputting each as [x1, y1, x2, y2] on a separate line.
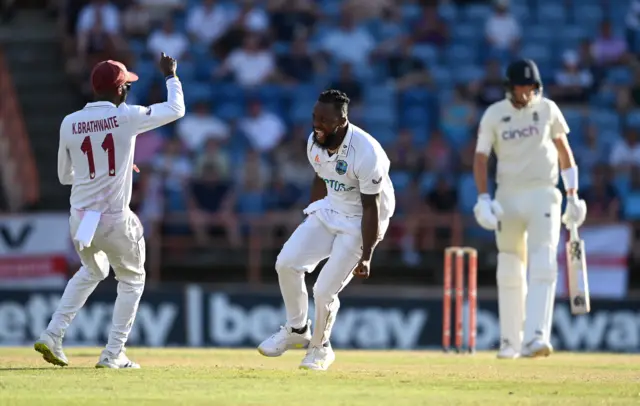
[34, 53, 185, 369]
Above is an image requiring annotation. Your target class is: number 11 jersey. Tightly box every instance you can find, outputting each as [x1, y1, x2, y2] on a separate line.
[58, 77, 185, 213]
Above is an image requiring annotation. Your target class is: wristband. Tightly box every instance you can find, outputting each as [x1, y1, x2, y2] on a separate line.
[561, 166, 578, 191]
[478, 193, 491, 201]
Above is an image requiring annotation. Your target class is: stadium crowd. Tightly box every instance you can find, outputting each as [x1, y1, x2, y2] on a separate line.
[51, 0, 640, 265]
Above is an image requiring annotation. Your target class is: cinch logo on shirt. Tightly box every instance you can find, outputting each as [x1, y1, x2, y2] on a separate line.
[322, 177, 356, 192]
[501, 125, 539, 140]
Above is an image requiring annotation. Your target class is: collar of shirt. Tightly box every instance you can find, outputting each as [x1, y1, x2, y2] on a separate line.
[84, 101, 117, 109]
[318, 123, 355, 162]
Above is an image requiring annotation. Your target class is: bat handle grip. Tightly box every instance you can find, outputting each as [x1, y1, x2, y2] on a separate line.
[568, 223, 579, 240]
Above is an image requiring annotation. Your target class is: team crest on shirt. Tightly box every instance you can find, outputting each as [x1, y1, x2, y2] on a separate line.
[335, 160, 348, 175]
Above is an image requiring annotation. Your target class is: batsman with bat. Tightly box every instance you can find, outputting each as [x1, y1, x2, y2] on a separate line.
[473, 59, 588, 359]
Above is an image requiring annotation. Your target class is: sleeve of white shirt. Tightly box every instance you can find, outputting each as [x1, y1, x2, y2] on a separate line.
[549, 100, 570, 139]
[357, 148, 390, 195]
[475, 108, 495, 155]
[124, 77, 186, 135]
[57, 127, 74, 185]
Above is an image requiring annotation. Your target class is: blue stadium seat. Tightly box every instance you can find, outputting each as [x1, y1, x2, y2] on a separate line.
[430, 66, 453, 89]
[526, 25, 554, 45]
[401, 106, 429, 127]
[365, 105, 397, 127]
[390, 171, 412, 192]
[560, 26, 589, 49]
[613, 174, 631, 199]
[590, 109, 620, 132]
[411, 44, 440, 67]
[623, 193, 640, 219]
[418, 172, 437, 195]
[510, 4, 530, 20]
[606, 67, 633, 86]
[457, 173, 477, 214]
[626, 110, 640, 128]
[364, 84, 396, 106]
[444, 44, 477, 66]
[438, 2, 458, 22]
[401, 88, 432, 108]
[589, 89, 617, 109]
[462, 4, 492, 22]
[572, 5, 603, 27]
[215, 102, 244, 121]
[451, 65, 483, 84]
[537, 4, 567, 24]
[183, 82, 214, 107]
[451, 24, 480, 45]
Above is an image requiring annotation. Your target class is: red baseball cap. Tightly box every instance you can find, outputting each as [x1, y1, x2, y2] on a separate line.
[90, 60, 139, 94]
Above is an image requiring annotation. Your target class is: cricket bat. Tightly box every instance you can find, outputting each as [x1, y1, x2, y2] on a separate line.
[566, 224, 591, 315]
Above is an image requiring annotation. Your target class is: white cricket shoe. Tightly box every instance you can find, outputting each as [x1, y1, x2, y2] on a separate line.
[257, 319, 311, 357]
[34, 331, 68, 367]
[521, 338, 553, 358]
[299, 343, 335, 371]
[95, 349, 140, 369]
[496, 340, 520, 359]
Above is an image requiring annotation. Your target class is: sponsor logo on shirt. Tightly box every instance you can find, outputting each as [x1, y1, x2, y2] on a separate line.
[501, 125, 539, 140]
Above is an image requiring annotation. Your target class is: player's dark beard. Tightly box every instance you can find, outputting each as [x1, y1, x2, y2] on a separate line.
[118, 83, 131, 105]
[312, 126, 342, 151]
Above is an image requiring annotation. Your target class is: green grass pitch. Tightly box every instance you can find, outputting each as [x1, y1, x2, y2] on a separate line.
[1, 348, 639, 405]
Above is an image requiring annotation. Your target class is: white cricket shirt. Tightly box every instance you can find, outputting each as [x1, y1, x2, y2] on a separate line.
[476, 97, 569, 190]
[58, 77, 185, 213]
[307, 123, 395, 223]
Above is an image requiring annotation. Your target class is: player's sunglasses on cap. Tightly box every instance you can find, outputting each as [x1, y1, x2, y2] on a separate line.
[90, 60, 138, 94]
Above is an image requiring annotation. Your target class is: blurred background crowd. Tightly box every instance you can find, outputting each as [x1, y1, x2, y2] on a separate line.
[2, 0, 640, 286]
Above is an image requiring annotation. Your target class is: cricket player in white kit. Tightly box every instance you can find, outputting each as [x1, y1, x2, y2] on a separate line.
[34, 53, 185, 368]
[258, 90, 395, 370]
[473, 59, 587, 359]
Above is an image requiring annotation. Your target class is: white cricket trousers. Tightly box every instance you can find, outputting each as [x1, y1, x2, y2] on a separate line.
[276, 206, 388, 347]
[494, 185, 562, 347]
[46, 209, 146, 355]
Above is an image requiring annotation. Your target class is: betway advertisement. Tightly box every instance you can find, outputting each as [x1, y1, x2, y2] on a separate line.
[1, 286, 639, 352]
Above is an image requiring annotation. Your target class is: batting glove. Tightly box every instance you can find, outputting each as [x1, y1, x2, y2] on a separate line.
[562, 194, 587, 228]
[473, 194, 504, 231]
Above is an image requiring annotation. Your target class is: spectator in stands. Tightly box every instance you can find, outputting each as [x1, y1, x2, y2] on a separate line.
[469, 59, 505, 108]
[235, 151, 269, 227]
[134, 130, 165, 166]
[426, 175, 458, 213]
[238, 99, 286, 153]
[195, 138, 231, 182]
[591, 21, 629, 67]
[375, 5, 405, 45]
[610, 127, 640, 173]
[549, 50, 594, 104]
[387, 129, 421, 173]
[329, 63, 363, 105]
[215, 33, 276, 87]
[581, 164, 620, 221]
[176, 101, 230, 153]
[626, 0, 640, 53]
[268, 0, 319, 42]
[421, 130, 454, 174]
[382, 37, 432, 91]
[441, 85, 477, 137]
[147, 18, 189, 61]
[275, 34, 318, 84]
[411, 2, 448, 48]
[320, 6, 376, 66]
[76, 0, 120, 37]
[213, 0, 271, 57]
[188, 162, 240, 247]
[152, 138, 193, 235]
[135, 0, 185, 23]
[484, 0, 520, 54]
[617, 68, 640, 109]
[346, 0, 393, 21]
[576, 125, 607, 175]
[122, 3, 152, 40]
[273, 140, 315, 191]
[186, 0, 235, 47]
[266, 171, 303, 211]
[77, 7, 122, 74]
